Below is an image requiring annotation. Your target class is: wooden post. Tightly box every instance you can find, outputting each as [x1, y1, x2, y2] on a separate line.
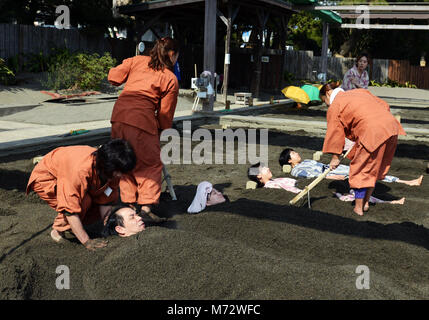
[219, 5, 239, 107]
[202, 0, 217, 111]
[252, 9, 269, 100]
[320, 22, 329, 79]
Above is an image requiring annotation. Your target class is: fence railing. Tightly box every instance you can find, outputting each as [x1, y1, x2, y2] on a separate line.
[284, 50, 389, 84]
[0, 23, 112, 63]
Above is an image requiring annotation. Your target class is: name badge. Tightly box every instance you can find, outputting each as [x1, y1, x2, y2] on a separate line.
[104, 187, 113, 197]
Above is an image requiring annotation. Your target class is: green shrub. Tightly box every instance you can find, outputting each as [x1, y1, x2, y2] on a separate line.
[0, 58, 16, 85]
[44, 51, 116, 91]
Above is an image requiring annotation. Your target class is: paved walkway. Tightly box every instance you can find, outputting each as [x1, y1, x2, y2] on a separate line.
[1, 82, 428, 158]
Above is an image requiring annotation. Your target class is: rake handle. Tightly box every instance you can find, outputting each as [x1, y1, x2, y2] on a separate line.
[289, 147, 353, 205]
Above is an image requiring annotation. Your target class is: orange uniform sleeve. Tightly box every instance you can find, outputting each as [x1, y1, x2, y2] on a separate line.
[108, 57, 134, 86]
[322, 103, 346, 155]
[157, 77, 179, 130]
[55, 171, 89, 215]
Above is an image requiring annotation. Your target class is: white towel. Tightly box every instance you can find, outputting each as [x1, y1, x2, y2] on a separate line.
[329, 87, 345, 104]
[187, 181, 213, 214]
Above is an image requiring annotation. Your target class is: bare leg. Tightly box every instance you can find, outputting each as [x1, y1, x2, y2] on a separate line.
[354, 198, 364, 216]
[397, 175, 423, 186]
[363, 187, 375, 212]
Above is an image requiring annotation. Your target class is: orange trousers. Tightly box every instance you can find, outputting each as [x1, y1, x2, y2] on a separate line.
[111, 121, 163, 205]
[31, 178, 100, 232]
[349, 135, 398, 189]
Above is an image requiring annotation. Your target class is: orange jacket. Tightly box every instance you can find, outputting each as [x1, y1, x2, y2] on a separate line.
[108, 55, 179, 135]
[26, 146, 119, 214]
[323, 89, 406, 155]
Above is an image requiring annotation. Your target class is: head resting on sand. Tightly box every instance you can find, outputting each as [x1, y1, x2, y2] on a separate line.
[279, 148, 302, 167]
[248, 162, 272, 187]
[102, 205, 145, 237]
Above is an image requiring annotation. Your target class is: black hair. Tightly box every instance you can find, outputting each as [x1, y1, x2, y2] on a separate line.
[92, 139, 136, 184]
[101, 204, 133, 237]
[279, 148, 293, 167]
[319, 81, 341, 100]
[247, 162, 264, 188]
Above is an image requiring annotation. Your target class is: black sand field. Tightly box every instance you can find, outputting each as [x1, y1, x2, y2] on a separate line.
[1, 127, 429, 300]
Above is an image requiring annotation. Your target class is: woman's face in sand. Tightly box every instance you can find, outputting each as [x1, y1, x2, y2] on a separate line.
[115, 208, 145, 237]
[258, 166, 272, 182]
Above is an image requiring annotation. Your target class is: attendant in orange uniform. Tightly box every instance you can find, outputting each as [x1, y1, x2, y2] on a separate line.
[26, 139, 136, 250]
[108, 37, 179, 218]
[320, 82, 406, 216]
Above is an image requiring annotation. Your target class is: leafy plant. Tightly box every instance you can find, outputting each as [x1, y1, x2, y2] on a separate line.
[0, 58, 16, 85]
[283, 71, 295, 84]
[43, 51, 116, 91]
[23, 51, 50, 73]
[369, 79, 418, 89]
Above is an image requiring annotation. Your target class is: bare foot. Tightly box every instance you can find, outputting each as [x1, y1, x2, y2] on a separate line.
[391, 197, 405, 205]
[353, 208, 364, 216]
[50, 229, 65, 243]
[363, 203, 370, 212]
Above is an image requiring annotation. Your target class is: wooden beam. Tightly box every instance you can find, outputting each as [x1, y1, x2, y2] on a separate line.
[320, 22, 329, 77]
[314, 5, 429, 11]
[341, 23, 429, 30]
[119, 0, 204, 13]
[202, 0, 217, 111]
[340, 13, 429, 19]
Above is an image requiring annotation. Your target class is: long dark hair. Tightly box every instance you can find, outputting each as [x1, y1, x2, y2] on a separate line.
[319, 81, 341, 99]
[92, 139, 136, 184]
[148, 37, 179, 72]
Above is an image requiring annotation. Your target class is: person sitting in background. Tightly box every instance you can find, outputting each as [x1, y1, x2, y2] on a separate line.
[279, 148, 423, 186]
[341, 53, 369, 91]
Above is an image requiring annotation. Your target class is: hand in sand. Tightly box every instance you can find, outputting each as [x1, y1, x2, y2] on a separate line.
[83, 238, 108, 251]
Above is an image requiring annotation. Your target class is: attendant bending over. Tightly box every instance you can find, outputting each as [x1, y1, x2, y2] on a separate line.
[279, 148, 423, 186]
[27, 139, 136, 250]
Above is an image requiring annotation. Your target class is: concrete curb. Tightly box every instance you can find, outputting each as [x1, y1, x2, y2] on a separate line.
[0, 103, 41, 117]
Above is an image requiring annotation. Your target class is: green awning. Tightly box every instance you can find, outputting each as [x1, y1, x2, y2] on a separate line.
[288, 0, 342, 24]
[311, 9, 342, 24]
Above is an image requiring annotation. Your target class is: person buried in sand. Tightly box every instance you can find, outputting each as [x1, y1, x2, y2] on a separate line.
[279, 148, 423, 186]
[320, 81, 406, 216]
[26, 139, 137, 251]
[247, 162, 302, 193]
[247, 162, 403, 206]
[102, 205, 145, 237]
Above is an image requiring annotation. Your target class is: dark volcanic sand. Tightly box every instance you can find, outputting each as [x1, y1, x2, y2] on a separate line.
[0, 128, 429, 300]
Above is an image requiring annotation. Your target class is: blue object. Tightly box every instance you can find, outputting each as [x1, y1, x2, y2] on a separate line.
[174, 61, 181, 81]
[354, 188, 367, 199]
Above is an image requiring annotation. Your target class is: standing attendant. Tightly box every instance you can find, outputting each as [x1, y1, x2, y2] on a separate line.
[108, 37, 179, 218]
[26, 139, 136, 250]
[341, 53, 369, 91]
[320, 82, 406, 216]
